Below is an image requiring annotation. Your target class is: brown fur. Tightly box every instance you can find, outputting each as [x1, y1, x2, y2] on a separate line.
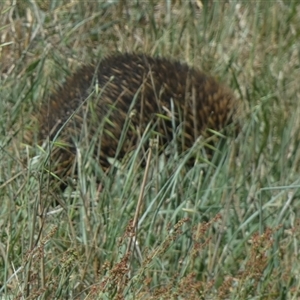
[36, 53, 238, 179]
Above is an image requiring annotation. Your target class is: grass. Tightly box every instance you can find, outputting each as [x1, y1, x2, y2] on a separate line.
[1, 0, 300, 299]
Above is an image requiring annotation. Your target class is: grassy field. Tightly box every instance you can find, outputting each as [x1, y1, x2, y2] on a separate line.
[1, 0, 300, 299]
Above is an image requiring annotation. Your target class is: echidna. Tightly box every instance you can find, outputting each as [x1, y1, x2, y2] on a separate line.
[35, 53, 238, 180]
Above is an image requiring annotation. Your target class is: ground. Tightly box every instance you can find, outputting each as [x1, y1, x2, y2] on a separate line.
[0, 1, 300, 299]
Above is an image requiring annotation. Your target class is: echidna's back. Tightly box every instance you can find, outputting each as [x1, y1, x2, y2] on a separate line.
[38, 53, 237, 178]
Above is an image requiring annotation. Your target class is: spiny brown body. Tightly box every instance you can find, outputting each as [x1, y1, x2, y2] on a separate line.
[37, 53, 238, 179]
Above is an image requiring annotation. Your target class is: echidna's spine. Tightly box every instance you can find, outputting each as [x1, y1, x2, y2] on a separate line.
[36, 53, 238, 179]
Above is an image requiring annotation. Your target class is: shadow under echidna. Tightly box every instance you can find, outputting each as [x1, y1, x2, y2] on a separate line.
[35, 53, 239, 184]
